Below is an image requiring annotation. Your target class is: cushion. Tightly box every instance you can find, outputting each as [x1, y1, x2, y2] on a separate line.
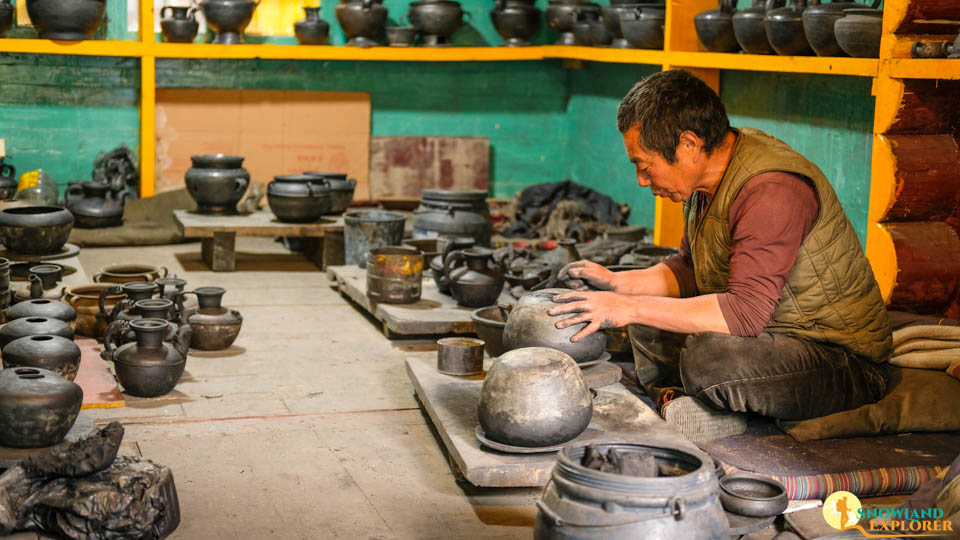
[778, 367, 960, 442]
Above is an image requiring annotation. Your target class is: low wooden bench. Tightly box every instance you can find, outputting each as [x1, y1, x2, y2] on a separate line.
[173, 209, 345, 272]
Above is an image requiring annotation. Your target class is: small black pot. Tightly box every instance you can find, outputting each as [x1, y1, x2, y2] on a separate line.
[694, 0, 740, 52]
[386, 25, 417, 46]
[764, 0, 814, 56]
[719, 474, 788, 517]
[303, 172, 357, 214]
[0, 367, 82, 448]
[160, 5, 200, 43]
[185, 154, 251, 215]
[733, 0, 779, 54]
[834, 7, 882, 58]
[0, 1, 14, 38]
[335, 0, 388, 48]
[65, 181, 124, 229]
[0, 206, 74, 255]
[408, 0, 464, 47]
[199, 0, 259, 44]
[294, 6, 330, 45]
[2, 335, 82, 381]
[620, 6, 665, 49]
[26, 0, 106, 41]
[0, 316, 75, 350]
[267, 174, 332, 223]
[490, 2, 540, 47]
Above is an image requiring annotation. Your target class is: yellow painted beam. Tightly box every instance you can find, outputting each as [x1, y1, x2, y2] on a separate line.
[542, 45, 665, 66]
[865, 222, 897, 303]
[667, 51, 879, 77]
[0, 38, 143, 56]
[139, 55, 156, 198]
[149, 42, 547, 61]
[885, 58, 960, 80]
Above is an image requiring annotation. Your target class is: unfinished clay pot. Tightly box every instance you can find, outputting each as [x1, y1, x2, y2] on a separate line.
[0, 367, 82, 448]
[63, 284, 125, 338]
[2, 335, 82, 381]
[93, 263, 168, 284]
[502, 288, 607, 363]
[478, 347, 592, 447]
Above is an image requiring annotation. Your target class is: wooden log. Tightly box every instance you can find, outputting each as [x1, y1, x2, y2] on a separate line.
[888, 80, 960, 135]
[870, 221, 960, 315]
[882, 134, 960, 222]
[893, 0, 960, 35]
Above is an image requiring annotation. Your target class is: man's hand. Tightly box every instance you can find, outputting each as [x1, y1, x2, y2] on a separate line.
[557, 261, 619, 292]
[548, 291, 636, 342]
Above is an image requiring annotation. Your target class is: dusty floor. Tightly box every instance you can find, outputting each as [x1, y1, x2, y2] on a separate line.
[71, 238, 541, 539]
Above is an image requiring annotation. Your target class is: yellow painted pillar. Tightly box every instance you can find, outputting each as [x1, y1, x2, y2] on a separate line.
[139, 0, 156, 197]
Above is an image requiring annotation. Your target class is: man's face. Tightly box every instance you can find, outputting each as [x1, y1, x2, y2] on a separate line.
[622, 125, 697, 202]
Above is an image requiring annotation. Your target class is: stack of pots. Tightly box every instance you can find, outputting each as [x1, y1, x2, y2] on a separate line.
[335, 0, 388, 47]
[491, 0, 540, 47]
[2, 297, 80, 380]
[0, 258, 9, 312]
[303, 172, 357, 214]
[407, 0, 465, 47]
[545, 0, 600, 46]
[412, 189, 493, 247]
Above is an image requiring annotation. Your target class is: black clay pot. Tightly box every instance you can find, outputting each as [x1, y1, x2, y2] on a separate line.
[5, 298, 77, 326]
[413, 189, 493, 247]
[103, 319, 189, 397]
[185, 154, 250, 215]
[0, 206, 74, 255]
[0, 316, 75, 349]
[443, 248, 505, 308]
[26, 0, 105, 41]
[834, 7, 882, 58]
[694, 0, 740, 52]
[619, 5, 665, 49]
[502, 288, 607, 363]
[2, 335, 81, 381]
[470, 306, 506, 357]
[430, 236, 475, 294]
[65, 181, 124, 229]
[199, 0, 259, 44]
[181, 287, 243, 350]
[601, 4, 651, 49]
[733, 0, 781, 54]
[802, 0, 879, 57]
[160, 5, 200, 43]
[304, 172, 357, 214]
[719, 474, 788, 517]
[295, 6, 330, 45]
[589, 19, 612, 46]
[408, 0, 464, 47]
[335, 0, 387, 47]
[386, 25, 416, 46]
[478, 347, 592, 447]
[765, 0, 814, 55]
[0, 159, 17, 200]
[491, 1, 540, 47]
[0, 367, 82, 448]
[0, 1, 13, 38]
[267, 174, 332, 223]
[545, 2, 599, 45]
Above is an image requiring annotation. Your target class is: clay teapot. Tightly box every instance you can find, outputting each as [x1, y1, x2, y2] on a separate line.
[19, 264, 64, 302]
[161, 4, 200, 43]
[2, 335, 82, 381]
[430, 236, 475, 294]
[502, 288, 607, 363]
[733, 0, 783, 54]
[694, 0, 740, 52]
[99, 282, 158, 324]
[179, 286, 243, 350]
[102, 319, 190, 397]
[477, 347, 592, 447]
[0, 367, 83, 448]
[443, 248, 505, 308]
[764, 0, 814, 55]
[802, 0, 880, 56]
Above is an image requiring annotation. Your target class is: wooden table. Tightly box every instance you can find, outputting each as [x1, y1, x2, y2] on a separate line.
[173, 210, 345, 272]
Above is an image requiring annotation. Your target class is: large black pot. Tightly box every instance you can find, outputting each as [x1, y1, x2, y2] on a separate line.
[0, 0, 14, 38]
[764, 0, 814, 55]
[413, 189, 492, 247]
[694, 0, 740, 52]
[26, 0, 106, 41]
[65, 181, 124, 229]
[335, 0, 387, 47]
[0, 367, 82, 448]
[0, 316, 75, 350]
[160, 5, 200, 43]
[184, 154, 250, 215]
[801, 0, 879, 57]
[834, 7, 882, 58]
[295, 6, 330, 45]
[733, 0, 781, 54]
[2, 335, 82, 381]
[491, 0, 540, 47]
[619, 5, 665, 49]
[103, 319, 189, 398]
[0, 206, 74, 255]
[602, 4, 655, 49]
[5, 298, 77, 326]
[502, 288, 607, 363]
[408, 0, 464, 47]
[267, 174, 332, 223]
[199, 0, 259, 44]
[303, 172, 356, 214]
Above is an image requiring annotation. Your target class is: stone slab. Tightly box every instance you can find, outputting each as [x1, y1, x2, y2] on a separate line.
[405, 355, 696, 488]
[329, 264, 513, 338]
[174, 209, 344, 238]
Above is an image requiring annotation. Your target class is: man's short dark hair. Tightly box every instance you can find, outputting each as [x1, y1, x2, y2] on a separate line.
[617, 70, 731, 163]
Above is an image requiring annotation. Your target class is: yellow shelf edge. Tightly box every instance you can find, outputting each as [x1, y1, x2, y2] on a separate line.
[0, 38, 144, 57]
[148, 42, 546, 61]
[542, 45, 667, 66]
[885, 58, 960, 80]
[666, 51, 878, 77]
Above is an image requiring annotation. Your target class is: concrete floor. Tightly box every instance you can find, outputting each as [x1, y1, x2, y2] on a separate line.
[76, 238, 542, 539]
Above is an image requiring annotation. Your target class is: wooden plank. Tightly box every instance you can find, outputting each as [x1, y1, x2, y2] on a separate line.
[405, 355, 696, 487]
[368, 136, 490, 200]
[174, 209, 343, 238]
[886, 221, 960, 314]
[883, 134, 960, 222]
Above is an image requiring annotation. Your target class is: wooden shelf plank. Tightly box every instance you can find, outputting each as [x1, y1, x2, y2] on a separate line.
[0, 38, 144, 57]
[667, 51, 879, 77]
[148, 42, 547, 61]
[541, 45, 666, 65]
[885, 58, 960, 80]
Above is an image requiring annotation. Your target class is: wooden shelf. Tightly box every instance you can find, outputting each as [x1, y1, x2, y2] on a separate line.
[669, 51, 879, 77]
[0, 38, 144, 57]
[148, 42, 547, 61]
[885, 58, 960, 80]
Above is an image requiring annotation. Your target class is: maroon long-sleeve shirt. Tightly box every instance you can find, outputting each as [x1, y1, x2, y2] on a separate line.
[662, 171, 820, 337]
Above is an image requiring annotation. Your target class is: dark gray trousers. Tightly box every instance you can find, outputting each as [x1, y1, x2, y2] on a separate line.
[628, 324, 889, 421]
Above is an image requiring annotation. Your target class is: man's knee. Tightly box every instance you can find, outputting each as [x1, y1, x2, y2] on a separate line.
[678, 332, 746, 396]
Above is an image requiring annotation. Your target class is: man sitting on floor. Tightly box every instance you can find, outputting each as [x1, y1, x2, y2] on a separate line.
[549, 70, 892, 443]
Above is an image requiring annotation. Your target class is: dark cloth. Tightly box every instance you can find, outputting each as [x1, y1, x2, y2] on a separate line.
[501, 180, 625, 238]
[68, 188, 197, 247]
[629, 324, 888, 420]
[662, 171, 820, 337]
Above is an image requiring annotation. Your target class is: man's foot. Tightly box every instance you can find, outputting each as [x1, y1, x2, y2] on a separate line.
[661, 395, 748, 445]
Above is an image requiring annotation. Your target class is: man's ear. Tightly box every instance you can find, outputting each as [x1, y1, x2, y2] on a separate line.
[677, 130, 704, 162]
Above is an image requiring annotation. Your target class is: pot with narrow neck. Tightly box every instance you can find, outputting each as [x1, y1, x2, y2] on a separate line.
[430, 236, 475, 294]
[102, 319, 189, 397]
[160, 5, 200, 43]
[443, 248, 505, 308]
[180, 287, 243, 350]
[694, 0, 740, 52]
[295, 6, 330, 45]
[65, 181, 124, 229]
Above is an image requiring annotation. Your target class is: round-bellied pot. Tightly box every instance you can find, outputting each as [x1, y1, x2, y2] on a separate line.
[335, 0, 388, 47]
[295, 6, 330, 44]
[160, 5, 200, 43]
[478, 347, 592, 447]
[103, 319, 189, 398]
[25, 0, 106, 41]
[303, 172, 357, 214]
[413, 189, 492, 247]
[267, 174, 332, 223]
[181, 287, 243, 350]
[602, 4, 657, 49]
[386, 25, 417, 46]
[430, 236, 475, 294]
[443, 248, 505, 308]
[764, 0, 814, 56]
[619, 5, 665, 49]
[502, 288, 607, 363]
[694, 0, 740, 52]
[93, 263, 168, 284]
[2, 335, 81, 380]
[0, 0, 14, 38]
[184, 154, 250, 215]
[0, 316, 74, 350]
[733, 0, 780, 54]
[0, 367, 82, 448]
[408, 0, 464, 47]
[199, 0, 259, 44]
[63, 284, 125, 338]
[719, 474, 788, 517]
[491, 1, 540, 47]
[589, 19, 612, 46]
[470, 306, 506, 357]
[65, 181, 124, 229]
[802, 0, 880, 56]
[834, 7, 882, 58]
[5, 298, 77, 327]
[0, 206, 74, 255]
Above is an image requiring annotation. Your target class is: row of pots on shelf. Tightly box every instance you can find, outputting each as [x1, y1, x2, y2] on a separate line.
[696, 0, 883, 58]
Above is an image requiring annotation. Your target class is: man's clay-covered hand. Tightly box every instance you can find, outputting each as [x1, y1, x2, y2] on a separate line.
[557, 261, 618, 292]
[549, 291, 635, 342]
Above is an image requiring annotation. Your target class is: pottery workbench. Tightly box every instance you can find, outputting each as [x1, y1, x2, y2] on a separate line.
[173, 210, 345, 271]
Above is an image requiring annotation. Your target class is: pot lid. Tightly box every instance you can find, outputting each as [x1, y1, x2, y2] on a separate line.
[420, 189, 489, 202]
